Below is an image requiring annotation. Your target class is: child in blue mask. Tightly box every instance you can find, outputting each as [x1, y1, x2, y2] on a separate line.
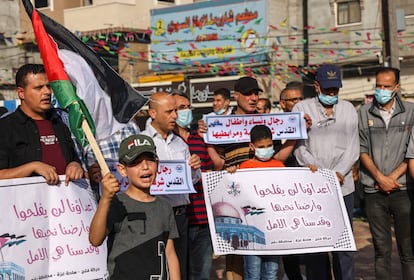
[238, 124, 285, 280]
[239, 125, 285, 169]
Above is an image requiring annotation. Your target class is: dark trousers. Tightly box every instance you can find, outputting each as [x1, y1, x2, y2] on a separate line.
[365, 190, 414, 280]
[283, 255, 303, 280]
[173, 207, 189, 280]
[188, 224, 213, 280]
[305, 193, 355, 280]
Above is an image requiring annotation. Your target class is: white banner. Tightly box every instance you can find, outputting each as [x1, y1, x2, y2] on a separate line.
[101, 160, 196, 195]
[203, 112, 307, 144]
[0, 176, 108, 280]
[150, 160, 196, 195]
[202, 168, 356, 255]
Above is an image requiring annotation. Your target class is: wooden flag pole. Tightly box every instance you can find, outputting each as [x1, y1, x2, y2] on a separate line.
[82, 119, 110, 176]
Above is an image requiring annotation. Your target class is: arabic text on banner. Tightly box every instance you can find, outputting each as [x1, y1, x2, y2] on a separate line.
[202, 168, 356, 255]
[203, 112, 307, 144]
[0, 176, 108, 279]
[150, 160, 196, 195]
[100, 160, 196, 195]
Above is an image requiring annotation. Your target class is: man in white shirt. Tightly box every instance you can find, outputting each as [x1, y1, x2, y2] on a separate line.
[293, 64, 359, 280]
[142, 92, 201, 280]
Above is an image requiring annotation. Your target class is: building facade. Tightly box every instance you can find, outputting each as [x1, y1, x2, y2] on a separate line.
[9, 0, 414, 107]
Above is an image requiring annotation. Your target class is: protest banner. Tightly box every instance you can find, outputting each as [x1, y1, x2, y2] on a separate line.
[0, 176, 108, 279]
[203, 112, 307, 144]
[202, 168, 356, 255]
[100, 160, 195, 195]
[150, 160, 196, 195]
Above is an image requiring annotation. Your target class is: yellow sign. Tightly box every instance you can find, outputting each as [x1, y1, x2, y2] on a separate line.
[178, 46, 235, 58]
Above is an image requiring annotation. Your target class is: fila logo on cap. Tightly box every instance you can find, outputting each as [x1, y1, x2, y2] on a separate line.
[128, 138, 151, 150]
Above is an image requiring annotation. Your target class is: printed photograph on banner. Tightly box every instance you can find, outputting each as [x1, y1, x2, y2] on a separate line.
[203, 112, 307, 144]
[0, 176, 108, 279]
[202, 168, 356, 255]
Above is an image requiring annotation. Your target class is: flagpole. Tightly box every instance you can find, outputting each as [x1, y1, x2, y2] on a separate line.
[82, 119, 110, 175]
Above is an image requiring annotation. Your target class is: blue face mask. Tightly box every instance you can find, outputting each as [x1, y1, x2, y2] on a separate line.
[374, 88, 395, 105]
[176, 109, 193, 128]
[318, 92, 338, 106]
[215, 108, 226, 115]
[254, 146, 275, 161]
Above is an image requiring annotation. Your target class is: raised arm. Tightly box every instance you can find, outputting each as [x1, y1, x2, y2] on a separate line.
[89, 173, 120, 246]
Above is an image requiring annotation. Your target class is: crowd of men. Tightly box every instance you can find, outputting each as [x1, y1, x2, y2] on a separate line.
[1, 63, 414, 280]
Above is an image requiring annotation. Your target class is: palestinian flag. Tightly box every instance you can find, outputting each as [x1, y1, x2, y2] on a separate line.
[22, 0, 148, 144]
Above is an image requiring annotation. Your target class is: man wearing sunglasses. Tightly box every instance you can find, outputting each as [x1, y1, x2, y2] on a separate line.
[279, 85, 304, 113]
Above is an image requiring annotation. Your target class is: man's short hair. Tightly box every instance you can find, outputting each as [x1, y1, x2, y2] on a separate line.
[280, 86, 303, 100]
[376, 67, 400, 84]
[286, 81, 303, 89]
[250, 124, 272, 143]
[214, 87, 231, 100]
[16, 64, 45, 88]
[258, 98, 271, 111]
[171, 88, 190, 101]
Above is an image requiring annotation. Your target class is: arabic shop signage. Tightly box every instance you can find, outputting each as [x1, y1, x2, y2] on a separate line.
[150, 0, 268, 70]
[133, 76, 238, 106]
[189, 77, 237, 105]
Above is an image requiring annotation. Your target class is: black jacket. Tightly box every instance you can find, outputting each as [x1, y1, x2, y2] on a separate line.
[0, 106, 80, 174]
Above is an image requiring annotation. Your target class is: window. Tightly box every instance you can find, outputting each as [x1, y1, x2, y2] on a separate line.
[337, 0, 361, 25]
[34, 0, 48, 8]
[397, 0, 414, 16]
[158, 0, 174, 3]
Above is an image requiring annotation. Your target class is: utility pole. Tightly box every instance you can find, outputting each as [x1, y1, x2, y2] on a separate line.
[302, 0, 309, 66]
[381, 0, 399, 68]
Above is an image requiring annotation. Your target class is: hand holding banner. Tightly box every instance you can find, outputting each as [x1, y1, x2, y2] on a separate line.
[202, 168, 355, 255]
[0, 176, 108, 279]
[203, 112, 307, 144]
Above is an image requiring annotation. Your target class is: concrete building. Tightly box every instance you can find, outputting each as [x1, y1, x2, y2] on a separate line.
[12, 0, 414, 108]
[0, 0, 25, 100]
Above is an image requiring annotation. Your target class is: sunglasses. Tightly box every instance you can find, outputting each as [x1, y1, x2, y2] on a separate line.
[240, 91, 260, 96]
[281, 97, 303, 102]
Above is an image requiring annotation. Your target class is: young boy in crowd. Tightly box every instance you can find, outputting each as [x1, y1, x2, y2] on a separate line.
[239, 124, 284, 280]
[89, 134, 180, 280]
[240, 124, 285, 169]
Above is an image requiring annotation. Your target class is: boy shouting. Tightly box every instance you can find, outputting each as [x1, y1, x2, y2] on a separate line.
[89, 134, 180, 280]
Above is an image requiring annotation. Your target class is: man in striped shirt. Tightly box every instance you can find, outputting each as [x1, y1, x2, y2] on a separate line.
[172, 90, 221, 280]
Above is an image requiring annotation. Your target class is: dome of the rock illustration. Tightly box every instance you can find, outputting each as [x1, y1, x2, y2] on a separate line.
[212, 201, 241, 219]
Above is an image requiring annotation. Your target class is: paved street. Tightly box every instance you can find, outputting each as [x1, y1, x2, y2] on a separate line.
[354, 219, 401, 280]
[210, 219, 402, 279]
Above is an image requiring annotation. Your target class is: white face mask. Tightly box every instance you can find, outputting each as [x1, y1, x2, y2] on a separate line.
[214, 108, 226, 115]
[176, 109, 193, 128]
[254, 146, 275, 161]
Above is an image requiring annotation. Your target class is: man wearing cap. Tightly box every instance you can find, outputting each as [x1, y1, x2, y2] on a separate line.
[142, 92, 202, 280]
[198, 76, 296, 280]
[292, 64, 359, 280]
[361, 67, 414, 279]
[213, 77, 294, 168]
